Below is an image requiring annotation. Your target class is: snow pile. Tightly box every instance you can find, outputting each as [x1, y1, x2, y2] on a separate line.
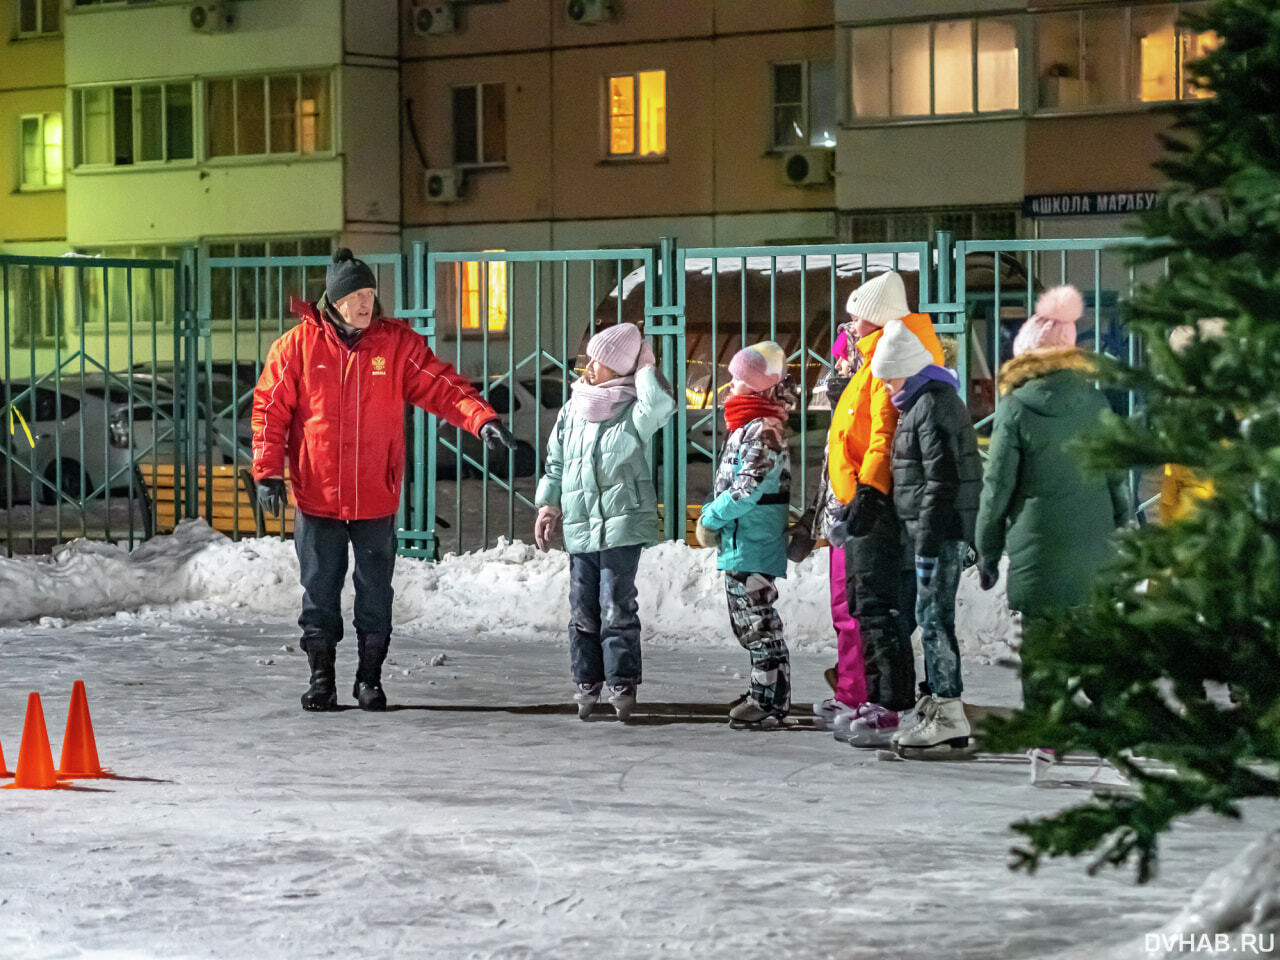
[1053, 830, 1280, 960]
[0, 521, 1019, 661]
[1142, 829, 1280, 958]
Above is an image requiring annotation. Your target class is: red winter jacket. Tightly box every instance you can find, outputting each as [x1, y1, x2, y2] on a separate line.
[251, 298, 497, 520]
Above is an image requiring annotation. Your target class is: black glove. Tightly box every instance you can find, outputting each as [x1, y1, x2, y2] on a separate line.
[978, 556, 1000, 592]
[480, 419, 518, 452]
[257, 477, 286, 518]
[847, 483, 892, 540]
[786, 508, 816, 563]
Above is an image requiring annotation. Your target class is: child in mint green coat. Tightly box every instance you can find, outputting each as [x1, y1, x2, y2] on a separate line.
[534, 323, 675, 722]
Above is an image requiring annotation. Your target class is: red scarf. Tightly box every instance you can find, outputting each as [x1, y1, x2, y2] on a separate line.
[723, 392, 788, 433]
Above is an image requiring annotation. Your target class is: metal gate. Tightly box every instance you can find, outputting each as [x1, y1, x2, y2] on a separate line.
[1, 233, 1161, 557]
[0, 251, 194, 556]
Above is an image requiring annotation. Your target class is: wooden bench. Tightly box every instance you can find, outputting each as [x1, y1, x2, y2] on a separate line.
[135, 461, 295, 539]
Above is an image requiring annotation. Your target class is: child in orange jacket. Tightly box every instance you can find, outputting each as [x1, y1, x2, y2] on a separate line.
[826, 271, 946, 748]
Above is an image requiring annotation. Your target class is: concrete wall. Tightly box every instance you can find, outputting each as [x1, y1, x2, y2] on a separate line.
[342, 65, 401, 227]
[401, 52, 553, 226]
[835, 0, 1023, 22]
[64, 1, 343, 85]
[68, 162, 345, 246]
[1025, 114, 1169, 194]
[2, 11, 65, 247]
[837, 119, 1026, 209]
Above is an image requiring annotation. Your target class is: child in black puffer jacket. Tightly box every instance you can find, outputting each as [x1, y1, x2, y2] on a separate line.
[869, 319, 982, 758]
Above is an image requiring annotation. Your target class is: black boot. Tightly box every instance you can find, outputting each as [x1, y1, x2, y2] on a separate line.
[300, 639, 339, 712]
[353, 634, 389, 711]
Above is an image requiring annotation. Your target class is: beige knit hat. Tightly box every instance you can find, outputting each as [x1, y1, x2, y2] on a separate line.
[845, 271, 910, 328]
[870, 319, 933, 381]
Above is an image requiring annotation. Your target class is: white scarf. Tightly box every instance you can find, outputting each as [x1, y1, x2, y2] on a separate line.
[571, 375, 637, 423]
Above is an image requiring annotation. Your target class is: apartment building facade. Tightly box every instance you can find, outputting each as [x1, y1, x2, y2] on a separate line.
[834, 0, 1217, 243]
[399, 0, 839, 253]
[2, 0, 66, 256]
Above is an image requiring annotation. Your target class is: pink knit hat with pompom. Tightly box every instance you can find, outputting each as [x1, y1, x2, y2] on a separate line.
[1012, 285, 1083, 357]
[729, 341, 786, 392]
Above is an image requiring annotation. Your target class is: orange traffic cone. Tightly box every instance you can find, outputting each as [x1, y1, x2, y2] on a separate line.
[0, 737, 9, 777]
[4, 693, 61, 790]
[58, 681, 104, 779]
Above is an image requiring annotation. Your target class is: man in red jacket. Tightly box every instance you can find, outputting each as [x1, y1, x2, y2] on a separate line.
[252, 248, 515, 712]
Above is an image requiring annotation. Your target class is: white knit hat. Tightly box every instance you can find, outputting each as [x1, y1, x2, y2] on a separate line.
[845, 271, 909, 328]
[870, 319, 933, 381]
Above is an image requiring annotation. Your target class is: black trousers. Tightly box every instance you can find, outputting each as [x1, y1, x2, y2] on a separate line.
[846, 505, 917, 712]
[294, 512, 397, 651]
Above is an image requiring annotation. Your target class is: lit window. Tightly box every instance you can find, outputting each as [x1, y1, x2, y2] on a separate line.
[608, 70, 665, 157]
[72, 83, 193, 166]
[771, 60, 835, 149]
[1036, 5, 1218, 111]
[850, 19, 1019, 119]
[206, 72, 331, 158]
[19, 113, 62, 189]
[458, 254, 508, 334]
[452, 83, 506, 165]
[1133, 6, 1178, 102]
[1180, 27, 1220, 99]
[17, 0, 58, 35]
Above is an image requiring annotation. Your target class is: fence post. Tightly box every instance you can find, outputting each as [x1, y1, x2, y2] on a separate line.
[180, 247, 200, 520]
[653, 236, 684, 543]
[933, 230, 966, 403]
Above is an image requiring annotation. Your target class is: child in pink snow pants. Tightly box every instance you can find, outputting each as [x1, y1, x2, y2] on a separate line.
[813, 323, 869, 734]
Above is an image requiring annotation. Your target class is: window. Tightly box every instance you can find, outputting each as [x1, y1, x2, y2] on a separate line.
[207, 237, 331, 323]
[4, 264, 64, 348]
[17, 0, 58, 36]
[452, 83, 506, 166]
[608, 70, 666, 157]
[772, 60, 836, 149]
[456, 254, 508, 334]
[72, 83, 194, 167]
[72, 244, 184, 329]
[842, 208, 1019, 243]
[206, 73, 331, 158]
[1036, 5, 1219, 110]
[19, 114, 62, 189]
[849, 19, 1020, 119]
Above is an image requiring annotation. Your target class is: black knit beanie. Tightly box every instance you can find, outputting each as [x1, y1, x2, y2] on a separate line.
[325, 248, 377, 304]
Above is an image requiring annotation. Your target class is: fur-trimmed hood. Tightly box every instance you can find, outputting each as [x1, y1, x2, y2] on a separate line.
[997, 347, 1096, 396]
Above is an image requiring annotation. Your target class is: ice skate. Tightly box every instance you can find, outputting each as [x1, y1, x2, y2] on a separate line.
[728, 698, 790, 730]
[891, 691, 937, 742]
[1027, 748, 1056, 785]
[813, 697, 860, 732]
[845, 703, 913, 748]
[894, 697, 975, 759]
[608, 683, 637, 722]
[574, 682, 603, 720]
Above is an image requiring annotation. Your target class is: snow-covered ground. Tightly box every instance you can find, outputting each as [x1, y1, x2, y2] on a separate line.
[0, 524, 1276, 959]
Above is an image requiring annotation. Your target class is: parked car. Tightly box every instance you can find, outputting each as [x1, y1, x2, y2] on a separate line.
[2, 375, 157, 505]
[433, 374, 562, 480]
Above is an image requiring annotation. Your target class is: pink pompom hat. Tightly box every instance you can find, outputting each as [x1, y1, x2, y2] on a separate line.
[1012, 285, 1083, 357]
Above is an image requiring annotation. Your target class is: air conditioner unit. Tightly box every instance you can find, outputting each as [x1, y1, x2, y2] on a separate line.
[781, 149, 832, 186]
[566, 0, 616, 25]
[424, 167, 464, 202]
[189, 0, 236, 33]
[410, 1, 456, 36]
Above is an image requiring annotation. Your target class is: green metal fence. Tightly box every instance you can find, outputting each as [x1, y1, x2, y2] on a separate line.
[0, 251, 194, 555]
[1, 232, 1161, 557]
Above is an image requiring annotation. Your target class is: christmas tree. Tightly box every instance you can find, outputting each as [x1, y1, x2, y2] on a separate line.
[984, 0, 1280, 882]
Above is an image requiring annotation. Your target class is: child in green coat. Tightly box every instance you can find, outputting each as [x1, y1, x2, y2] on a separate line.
[534, 323, 675, 721]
